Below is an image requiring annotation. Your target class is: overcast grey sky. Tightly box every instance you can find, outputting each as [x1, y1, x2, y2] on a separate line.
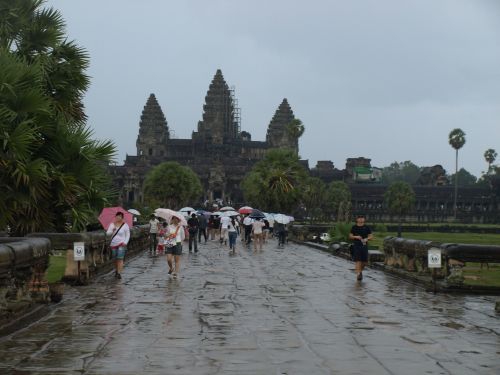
[48, 0, 500, 177]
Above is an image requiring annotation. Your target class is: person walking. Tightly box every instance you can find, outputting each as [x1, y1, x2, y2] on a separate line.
[252, 218, 265, 252]
[228, 217, 238, 252]
[187, 213, 199, 253]
[349, 215, 373, 281]
[165, 216, 184, 278]
[243, 215, 253, 245]
[106, 212, 130, 279]
[198, 213, 208, 243]
[148, 214, 159, 254]
[220, 214, 230, 246]
[156, 222, 168, 256]
[275, 222, 286, 248]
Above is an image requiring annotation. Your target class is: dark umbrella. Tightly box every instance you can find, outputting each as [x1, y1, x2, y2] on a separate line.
[249, 209, 266, 219]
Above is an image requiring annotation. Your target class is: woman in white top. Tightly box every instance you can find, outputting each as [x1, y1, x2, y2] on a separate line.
[106, 212, 130, 279]
[228, 217, 239, 252]
[165, 216, 184, 278]
[252, 218, 265, 252]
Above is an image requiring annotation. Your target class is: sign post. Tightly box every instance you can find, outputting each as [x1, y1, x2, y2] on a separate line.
[428, 248, 442, 293]
[74, 242, 85, 284]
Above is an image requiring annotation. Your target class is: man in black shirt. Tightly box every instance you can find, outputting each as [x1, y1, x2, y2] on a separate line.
[349, 215, 373, 281]
[198, 214, 208, 243]
[187, 213, 199, 253]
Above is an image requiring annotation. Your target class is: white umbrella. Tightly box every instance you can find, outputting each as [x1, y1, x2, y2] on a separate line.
[288, 216, 295, 222]
[211, 211, 223, 216]
[179, 207, 195, 214]
[221, 210, 239, 217]
[154, 208, 188, 226]
[127, 208, 141, 216]
[220, 206, 236, 212]
[264, 213, 274, 221]
[274, 214, 290, 224]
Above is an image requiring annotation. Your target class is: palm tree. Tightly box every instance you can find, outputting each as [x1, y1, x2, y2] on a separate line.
[448, 128, 466, 219]
[286, 119, 305, 138]
[484, 149, 497, 174]
[384, 181, 415, 237]
[1, 0, 115, 234]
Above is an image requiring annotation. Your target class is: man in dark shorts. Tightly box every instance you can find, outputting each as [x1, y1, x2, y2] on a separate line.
[349, 215, 373, 281]
[187, 213, 199, 253]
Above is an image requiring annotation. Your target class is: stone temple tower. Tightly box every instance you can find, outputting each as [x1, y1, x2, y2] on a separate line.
[136, 93, 169, 159]
[266, 98, 299, 153]
[193, 69, 238, 145]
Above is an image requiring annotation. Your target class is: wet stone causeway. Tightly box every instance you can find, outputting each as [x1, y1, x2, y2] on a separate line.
[0, 239, 499, 374]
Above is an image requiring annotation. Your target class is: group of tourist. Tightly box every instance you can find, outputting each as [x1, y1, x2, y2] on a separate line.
[106, 210, 373, 282]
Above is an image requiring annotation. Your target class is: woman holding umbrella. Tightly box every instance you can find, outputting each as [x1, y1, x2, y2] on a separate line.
[106, 212, 131, 279]
[165, 216, 185, 278]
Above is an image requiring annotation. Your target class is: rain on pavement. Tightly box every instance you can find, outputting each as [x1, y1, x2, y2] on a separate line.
[0, 239, 499, 375]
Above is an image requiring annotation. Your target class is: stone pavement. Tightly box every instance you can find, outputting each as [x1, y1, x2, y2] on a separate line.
[0, 239, 499, 375]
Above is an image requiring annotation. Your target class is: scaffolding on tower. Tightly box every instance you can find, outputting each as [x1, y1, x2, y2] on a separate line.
[229, 85, 241, 134]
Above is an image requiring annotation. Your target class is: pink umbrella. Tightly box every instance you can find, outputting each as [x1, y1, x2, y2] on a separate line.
[154, 208, 188, 226]
[98, 207, 133, 229]
[238, 206, 253, 214]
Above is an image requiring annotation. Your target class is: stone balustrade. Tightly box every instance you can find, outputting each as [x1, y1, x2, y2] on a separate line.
[0, 237, 51, 327]
[27, 224, 149, 283]
[0, 225, 150, 334]
[383, 236, 500, 286]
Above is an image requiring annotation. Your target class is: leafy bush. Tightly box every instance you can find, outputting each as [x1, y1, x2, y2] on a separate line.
[329, 222, 352, 242]
[374, 223, 388, 233]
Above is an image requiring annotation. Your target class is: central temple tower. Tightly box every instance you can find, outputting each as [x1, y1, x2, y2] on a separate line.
[193, 69, 239, 144]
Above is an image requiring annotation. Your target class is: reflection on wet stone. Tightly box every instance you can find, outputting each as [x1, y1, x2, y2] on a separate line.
[0, 240, 499, 374]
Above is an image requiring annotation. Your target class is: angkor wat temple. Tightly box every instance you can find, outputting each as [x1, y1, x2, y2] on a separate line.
[111, 70, 299, 206]
[110, 70, 499, 223]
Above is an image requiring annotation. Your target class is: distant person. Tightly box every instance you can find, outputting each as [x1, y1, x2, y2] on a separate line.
[243, 215, 253, 244]
[166, 216, 184, 278]
[252, 218, 265, 252]
[228, 217, 239, 252]
[106, 212, 130, 279]
[349, 215, 373, 281]
[198, 214, 208, 243]
[275, 222, 286, 248]
[187, 213, 199, 253]
[157, 222, 168, 256]
[148, 214, 159, 254]
[220, 214, 230, 246]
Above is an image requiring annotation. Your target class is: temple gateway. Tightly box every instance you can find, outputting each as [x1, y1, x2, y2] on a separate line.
[111, 69, 300, 206]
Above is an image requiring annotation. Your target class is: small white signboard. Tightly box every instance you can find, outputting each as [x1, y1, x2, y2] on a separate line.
[428, 248, 442, 268]
[74, 242, 85, 261]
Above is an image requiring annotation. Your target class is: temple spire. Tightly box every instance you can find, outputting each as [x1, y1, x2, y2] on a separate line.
[194, 69, 238, 144]
[266, 98, 298, 152]
[136, 93, 169, 158]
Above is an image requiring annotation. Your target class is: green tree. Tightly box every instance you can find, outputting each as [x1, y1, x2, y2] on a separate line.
[326, 181, 351, 221]
[381, 161, 420, 184]
[143, 162, 202, 209]
[0, 0, 116, 234]
[241, 149, 308, 213]
[484, 148, 497, 174]
[448, 128, 466, 219]
[301, 177, 327, 222]
[384, 181, 415, 237]
[449, 168, 477, 187]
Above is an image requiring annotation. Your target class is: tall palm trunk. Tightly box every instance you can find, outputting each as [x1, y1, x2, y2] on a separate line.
[454, 148, 458, 219]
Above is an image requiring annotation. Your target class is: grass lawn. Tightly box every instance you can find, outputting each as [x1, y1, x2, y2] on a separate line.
[463, 263, 500, 287]
[371, 231, 500, 249]
[368, 234, 500, 287]
[46, 254, 66, 283]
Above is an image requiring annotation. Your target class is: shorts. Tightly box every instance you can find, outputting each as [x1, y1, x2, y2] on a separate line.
[352, 245, 368, 262]
[166, 243, 182, 255]
[111, 245, 127, 260]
